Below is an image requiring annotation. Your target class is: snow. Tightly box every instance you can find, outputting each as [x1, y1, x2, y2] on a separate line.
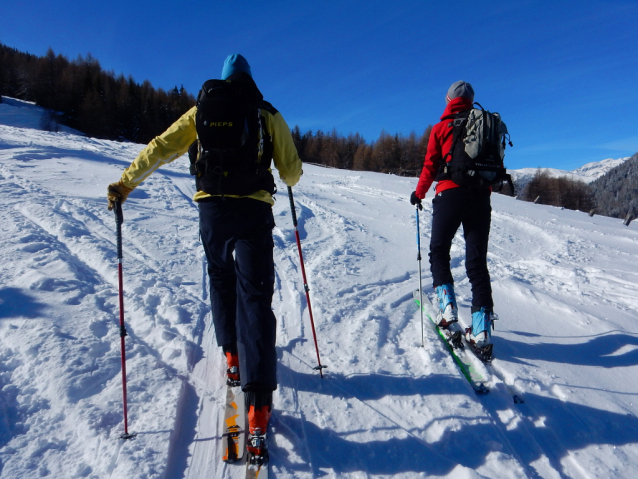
[0, 97, 82, 135]
[1, 97, 638, 478]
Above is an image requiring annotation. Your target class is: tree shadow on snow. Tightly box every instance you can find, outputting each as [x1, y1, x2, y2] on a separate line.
[478, 389, 638, 478]
[0, 287, 47, 319]
[276, 361, 638, 476]
[270, 412, 494, 477]
[274, 362, 495, 475]
[496, 331, 638, 368]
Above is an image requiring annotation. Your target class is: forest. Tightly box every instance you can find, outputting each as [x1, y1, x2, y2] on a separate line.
[0, 43, 195, 143]
[290, 126, 432, 175]
[519, 170, 594, 213]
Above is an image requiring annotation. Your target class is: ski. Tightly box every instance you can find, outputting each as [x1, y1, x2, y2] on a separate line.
[245, 432, 269, 479]
[418, 292, 525, 404]
[414, 289, 489, 394]
[222, 386, 246, 463]
[453, 314, 526, 404]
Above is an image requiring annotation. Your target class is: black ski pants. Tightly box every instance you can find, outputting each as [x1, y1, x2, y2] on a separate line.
[429, 187, 493, 309]
[199, 197, 277, 392]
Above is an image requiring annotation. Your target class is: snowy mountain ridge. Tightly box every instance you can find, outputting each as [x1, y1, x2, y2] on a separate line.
[2, 97, 638, 478]
[508, 157, 630, 194]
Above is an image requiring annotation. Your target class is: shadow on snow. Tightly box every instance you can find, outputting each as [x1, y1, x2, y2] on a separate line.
[275, 361, 638, 476]
[0, 287, 47, 319]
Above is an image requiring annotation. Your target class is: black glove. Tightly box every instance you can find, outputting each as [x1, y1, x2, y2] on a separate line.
[410, 191, 423, 210]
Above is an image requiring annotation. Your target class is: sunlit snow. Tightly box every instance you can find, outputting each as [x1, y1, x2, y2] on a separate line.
[1, 97, 638, 478]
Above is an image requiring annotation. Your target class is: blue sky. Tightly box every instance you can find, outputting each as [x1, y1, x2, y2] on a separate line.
[1, 0, 637, 170]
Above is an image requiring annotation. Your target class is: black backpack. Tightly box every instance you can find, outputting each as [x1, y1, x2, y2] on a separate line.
[436, 102, 513, 193]
[189, 78, 275, 196]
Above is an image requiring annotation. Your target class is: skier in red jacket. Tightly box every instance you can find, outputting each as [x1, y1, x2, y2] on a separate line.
[410, 81, 497, 358]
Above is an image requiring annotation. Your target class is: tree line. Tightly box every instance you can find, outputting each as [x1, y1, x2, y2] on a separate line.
[290, 126, 432, 175]
[0, 43, 196, 143]
[519, 170, 595, 213]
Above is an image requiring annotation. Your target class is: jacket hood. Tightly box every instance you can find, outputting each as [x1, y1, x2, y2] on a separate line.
[224, 72, 263, 101]
[440, 97, 473, 120]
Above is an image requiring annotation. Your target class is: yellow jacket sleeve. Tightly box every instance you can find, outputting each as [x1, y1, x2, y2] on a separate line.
[263, 110, 303, 187]
[121, 107, 197, 188]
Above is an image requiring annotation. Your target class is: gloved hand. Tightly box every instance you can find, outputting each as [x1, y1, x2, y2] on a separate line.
[410, 191, 423, 210]
[107, 180, 134, 211]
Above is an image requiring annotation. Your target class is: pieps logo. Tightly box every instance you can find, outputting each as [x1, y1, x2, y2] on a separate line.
[203, 121, 233, 127]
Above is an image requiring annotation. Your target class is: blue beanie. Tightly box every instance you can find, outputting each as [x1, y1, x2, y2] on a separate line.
[221, 54, 252, 80]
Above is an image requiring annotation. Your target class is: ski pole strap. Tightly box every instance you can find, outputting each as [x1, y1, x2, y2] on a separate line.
[287, 186, 298, 227]
[114, 202, 124, 260]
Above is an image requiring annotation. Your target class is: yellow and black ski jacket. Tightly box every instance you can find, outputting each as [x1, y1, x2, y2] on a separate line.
[120, 100, 302, 206]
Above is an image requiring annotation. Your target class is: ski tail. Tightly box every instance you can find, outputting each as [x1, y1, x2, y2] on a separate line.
[222, 387, 246, 463]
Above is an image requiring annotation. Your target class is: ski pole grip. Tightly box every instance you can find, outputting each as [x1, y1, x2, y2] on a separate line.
[287, 186, 298, 227]
[114, 202, 123, 260]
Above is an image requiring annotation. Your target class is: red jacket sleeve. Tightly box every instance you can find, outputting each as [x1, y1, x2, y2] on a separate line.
[415, 124, 444, 198]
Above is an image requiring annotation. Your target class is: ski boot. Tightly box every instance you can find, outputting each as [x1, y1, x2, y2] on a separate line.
[246, 391, 272, 468]
[223, 343, 241, 387]
[435, 283, 458, 329]
[434, 284, 464, 349]
[465, 306, 498, 362]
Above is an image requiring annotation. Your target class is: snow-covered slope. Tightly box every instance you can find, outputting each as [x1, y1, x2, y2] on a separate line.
[0, 97, 82, 135]
[2, 101, 638, 479]
[571, 157, 630, 179]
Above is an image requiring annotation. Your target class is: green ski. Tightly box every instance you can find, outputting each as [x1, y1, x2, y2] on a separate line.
[414, 289, 489, 394]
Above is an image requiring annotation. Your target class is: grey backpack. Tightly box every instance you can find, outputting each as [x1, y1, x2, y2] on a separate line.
[437, 102, 513, 192]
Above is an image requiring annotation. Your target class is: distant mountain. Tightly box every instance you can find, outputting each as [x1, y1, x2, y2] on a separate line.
[589, 153, 638, 219]
[509, 157, 630, 194]
[572, 157, 631, 179]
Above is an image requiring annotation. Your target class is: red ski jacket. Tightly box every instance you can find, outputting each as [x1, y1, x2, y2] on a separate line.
[415, 97, 474, 199]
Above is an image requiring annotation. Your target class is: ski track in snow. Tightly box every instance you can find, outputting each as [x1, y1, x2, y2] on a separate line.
[2, 108, 638, 478]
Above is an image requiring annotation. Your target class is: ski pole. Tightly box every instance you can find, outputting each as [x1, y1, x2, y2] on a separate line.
[415, 204, 424, 347]
[287, 186, 326, 377]
[114, 201, 136, 440]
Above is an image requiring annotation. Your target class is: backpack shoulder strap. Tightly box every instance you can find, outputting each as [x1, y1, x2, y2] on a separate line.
[440, 110, 470, 165]
[259, 100, 278, 116]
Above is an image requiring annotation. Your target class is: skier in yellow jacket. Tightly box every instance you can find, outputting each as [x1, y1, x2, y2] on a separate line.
[107, 54, 302, 462]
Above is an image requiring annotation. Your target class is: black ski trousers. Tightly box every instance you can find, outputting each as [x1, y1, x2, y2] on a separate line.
[429, 187, 493, 309]
[199, 197, 277, 392]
